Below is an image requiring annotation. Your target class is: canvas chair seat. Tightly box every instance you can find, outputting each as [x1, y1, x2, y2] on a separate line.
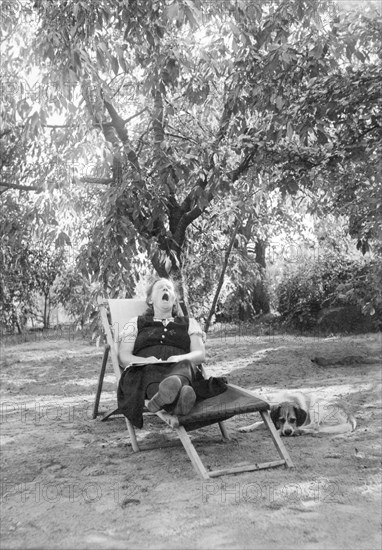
[175, 385, 269, 431]
[93, 297, 294, 479]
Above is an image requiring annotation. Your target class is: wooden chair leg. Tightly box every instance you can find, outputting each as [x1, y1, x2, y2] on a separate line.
[218, 421, 230, 440]
[92, 345, 110, 419]
[261, 410, 294, 468]
[175, 426, 210, 479]
[126, 418, 140, 452]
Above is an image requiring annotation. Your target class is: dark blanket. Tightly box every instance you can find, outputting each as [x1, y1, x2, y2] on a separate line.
[117, 360, 227, 428]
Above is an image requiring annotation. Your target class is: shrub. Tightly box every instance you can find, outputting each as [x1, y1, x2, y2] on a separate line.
[53, 268, 94, 328]
[277, 264, 324, 330]
[276, 253, 382, 331]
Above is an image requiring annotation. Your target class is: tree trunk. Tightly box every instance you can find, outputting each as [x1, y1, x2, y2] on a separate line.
[43, 293, 50, 329]
[15, 318, 23, 335]
[252, 240, 270, 314]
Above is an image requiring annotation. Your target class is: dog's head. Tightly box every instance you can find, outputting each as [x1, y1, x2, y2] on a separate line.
[271, 402, 308, 436]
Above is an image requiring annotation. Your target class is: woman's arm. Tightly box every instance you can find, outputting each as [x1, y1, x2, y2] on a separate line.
[118, 338, 160, 367]
[166, 333, 206, 366]
[117, 317, 159, 367]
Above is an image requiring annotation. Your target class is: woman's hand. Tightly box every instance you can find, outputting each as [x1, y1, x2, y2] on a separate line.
[167, 334, 205, 366]
[144, 356, 162, 363]
[166, 355, 184, 363]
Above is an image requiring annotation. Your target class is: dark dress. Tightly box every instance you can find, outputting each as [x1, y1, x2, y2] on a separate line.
[117, 315, 227, 428]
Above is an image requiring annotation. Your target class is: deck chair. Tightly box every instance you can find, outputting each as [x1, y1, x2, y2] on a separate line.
[93, 298, 294, 479]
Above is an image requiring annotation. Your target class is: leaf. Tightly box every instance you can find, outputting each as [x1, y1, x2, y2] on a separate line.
[164, 257, 172, 273]
[55, 232, 72, 248]
[229, 21, 241, 36]
[119, 55, 128, 73]
[111, 56, 119, 75]
[146, 31, 155, 48]
[362, 303, 375, 316]
[73, 50, 82, 69]
[276, 96, 283, 110]
[346, 43, 354, 60]
[184, 4, 200, 28]
[310, 44, 323, 59]
[286, 121, 294, 139]
[96, 50, 105, 69]
[165, 2, 179, 20]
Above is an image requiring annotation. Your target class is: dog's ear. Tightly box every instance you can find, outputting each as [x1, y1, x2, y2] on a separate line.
[270, 405, 281, 429]
[294, 406, 307, 427]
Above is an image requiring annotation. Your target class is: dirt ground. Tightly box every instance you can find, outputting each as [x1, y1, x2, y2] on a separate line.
[1, 327, 381, 550]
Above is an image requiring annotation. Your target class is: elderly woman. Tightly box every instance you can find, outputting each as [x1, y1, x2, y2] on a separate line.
[117, 277, 226, 428]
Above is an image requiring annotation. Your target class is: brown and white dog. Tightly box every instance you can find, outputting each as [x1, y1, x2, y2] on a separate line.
[239, 390, 357, 436]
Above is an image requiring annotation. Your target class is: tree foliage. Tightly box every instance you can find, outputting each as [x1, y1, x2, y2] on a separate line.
[53, 267, 93, 328]
[0, 194, 66, 332]
[28, 2, 381, 282]
[276, 251, 382, 331]
[1, 0, 381, 329]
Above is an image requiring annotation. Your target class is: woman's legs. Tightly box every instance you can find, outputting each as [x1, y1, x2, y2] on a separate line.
[146, 376, 183, 412]
[172, 385, 196, 415]
[146, 360, 196, 415]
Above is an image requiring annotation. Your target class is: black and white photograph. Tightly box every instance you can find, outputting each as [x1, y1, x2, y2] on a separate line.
[1, 1, 381, 549]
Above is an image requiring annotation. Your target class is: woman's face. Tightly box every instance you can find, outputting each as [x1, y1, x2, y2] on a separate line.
[150, 279, 177, 314]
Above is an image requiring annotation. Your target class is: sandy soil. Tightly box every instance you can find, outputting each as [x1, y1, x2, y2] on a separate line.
[1, 328, 381, 550]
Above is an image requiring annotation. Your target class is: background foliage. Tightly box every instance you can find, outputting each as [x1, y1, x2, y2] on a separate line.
[1, 0, 381, 334]
[277, 252, 382, 331]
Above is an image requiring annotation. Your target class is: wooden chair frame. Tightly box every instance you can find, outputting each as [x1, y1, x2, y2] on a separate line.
[93, 298, 294, 479]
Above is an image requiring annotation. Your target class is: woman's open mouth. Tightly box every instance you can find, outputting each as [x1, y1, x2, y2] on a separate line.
[162, 292, 169, 301]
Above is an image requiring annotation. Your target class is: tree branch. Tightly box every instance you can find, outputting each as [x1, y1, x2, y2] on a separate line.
[103, 98, 141, 172]
[173, 204, 203, 249]
[43, 124, 77, 128]
[0, 183, 39, 192]
[229, 147, 258, 183]
[124, 107, 147, 125]
[204, 221, 240, 333]
[165, 130, 199, 144]
[136, 122, 152, 156]
[103, 99, 129, 142]
[79, 177, 113, 185]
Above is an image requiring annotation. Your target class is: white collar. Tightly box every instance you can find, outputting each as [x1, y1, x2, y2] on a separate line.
[153, 317, 174, 326]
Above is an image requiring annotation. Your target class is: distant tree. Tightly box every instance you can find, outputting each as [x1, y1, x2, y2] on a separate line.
[53, 268, 93, 328]
[0, 197, 66, 332]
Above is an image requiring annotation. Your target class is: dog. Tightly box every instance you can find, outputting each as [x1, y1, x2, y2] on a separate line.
[238, 390, 357, 436]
